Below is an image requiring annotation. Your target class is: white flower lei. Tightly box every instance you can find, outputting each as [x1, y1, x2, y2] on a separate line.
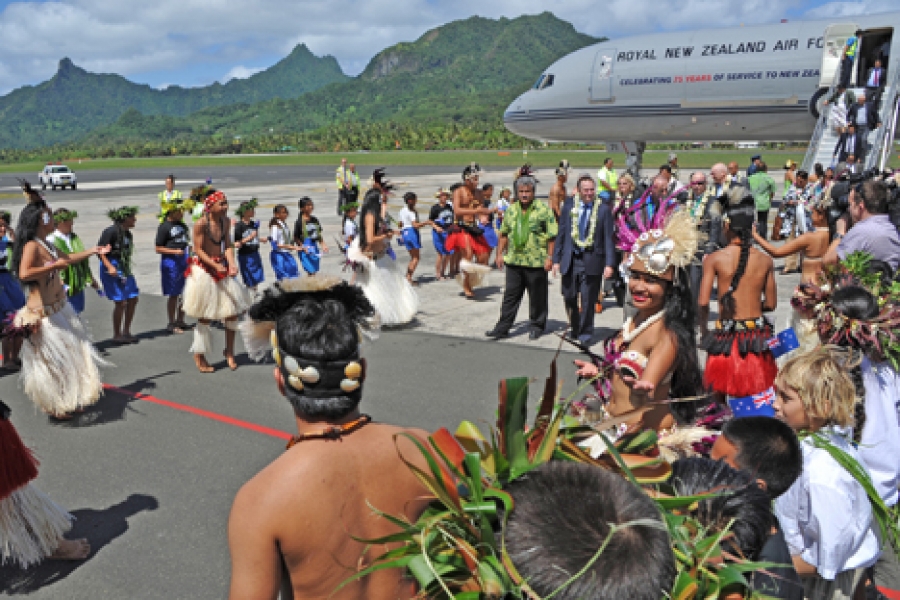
[571, 197, 600, 249]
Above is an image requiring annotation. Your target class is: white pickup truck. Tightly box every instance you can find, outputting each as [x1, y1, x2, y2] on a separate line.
[38, 164, 77, 190]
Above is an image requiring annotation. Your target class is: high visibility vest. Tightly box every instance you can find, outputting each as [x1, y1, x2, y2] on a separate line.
[597, 167, 618, 193]
[336, 167, 359, 190]
[846, 37, 858, 59]
[158, 189, 184, 223]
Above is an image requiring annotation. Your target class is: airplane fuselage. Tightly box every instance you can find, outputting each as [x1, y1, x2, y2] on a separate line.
[504, 14, 897, 143]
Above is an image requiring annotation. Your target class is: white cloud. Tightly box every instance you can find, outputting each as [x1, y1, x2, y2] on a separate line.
[0, 0, 897, 95]
[221, 66, 265, 83]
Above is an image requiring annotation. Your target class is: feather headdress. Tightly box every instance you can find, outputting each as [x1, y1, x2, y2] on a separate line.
[367, 168, 394, 192]
[463, 162, 483, 181]
[555, 159, 571, 177]
[615, 187, 682, 253]
[625, 209, 702, 280]
[18, 180, 43, 205]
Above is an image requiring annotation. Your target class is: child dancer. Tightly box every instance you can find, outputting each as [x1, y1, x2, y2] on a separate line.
[340, 202, 359, 284]
[0, 211, 25, 370]
[48, 208, 100, 315]
[774, 348, 885, 600]
[234, 198, 267, 292]
[428, 188, 454, 280]
[98, 207, 140, 344]
[398, 192, 426, 285]
[269, 205, 301, 281]
[479, 183, 499, 265]
[294, 197, 327, 276]
[496, 185, 512, 229]
[155, 201, 190, 334]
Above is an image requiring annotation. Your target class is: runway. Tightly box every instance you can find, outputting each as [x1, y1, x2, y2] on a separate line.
[0, 163, 801, 598]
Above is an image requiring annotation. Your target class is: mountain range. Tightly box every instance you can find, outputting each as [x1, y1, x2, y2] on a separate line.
[0, 13, 601, 155]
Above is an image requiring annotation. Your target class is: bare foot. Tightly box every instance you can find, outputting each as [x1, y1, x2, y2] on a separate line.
[111, 335, 130, 344]
[224, 351, 238, 371]
[50, 538, 90, 560]
[124, 334, 139, 344]
[194, 354, 215, 374]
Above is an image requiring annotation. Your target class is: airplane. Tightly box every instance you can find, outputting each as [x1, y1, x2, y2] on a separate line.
[504, 13, 897, 170]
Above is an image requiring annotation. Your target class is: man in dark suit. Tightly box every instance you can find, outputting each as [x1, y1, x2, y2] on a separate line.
[848, 93, 881, 162]
[865, 59, 885, 107]
[552, 175, 615, 345]
[833, 124, 863, 164]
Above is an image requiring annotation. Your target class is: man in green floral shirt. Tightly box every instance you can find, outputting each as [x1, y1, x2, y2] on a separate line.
[486, 173, 557, 341]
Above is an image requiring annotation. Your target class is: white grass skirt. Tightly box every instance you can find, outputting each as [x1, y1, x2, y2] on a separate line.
[183, 265, 252, 321]
[347, 240, 418, 326]
[17, 303, 108, 417]
[455, 258, 492, 289]
[0, 484, 72, 568]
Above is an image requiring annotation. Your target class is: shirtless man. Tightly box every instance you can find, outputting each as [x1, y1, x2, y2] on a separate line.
[549, 160, 570, 218]
[447, 163, 495, 298]
[229, 278, 428, 600]
[699, 191, 777, 402]
[183, 189, 251, 373]
[12, 196, 111, 419]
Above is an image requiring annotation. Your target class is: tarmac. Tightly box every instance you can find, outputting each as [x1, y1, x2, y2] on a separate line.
[0, 165, 801, 598]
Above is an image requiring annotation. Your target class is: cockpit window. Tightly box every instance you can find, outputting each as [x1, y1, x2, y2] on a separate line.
[542, 74, 555, 89]
[532, 74, 545, 90]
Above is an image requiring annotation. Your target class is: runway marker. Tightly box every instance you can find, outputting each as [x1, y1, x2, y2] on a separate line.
[103, 384, 292, 441]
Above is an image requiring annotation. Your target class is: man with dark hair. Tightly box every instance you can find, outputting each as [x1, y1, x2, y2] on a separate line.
[833, 123, 862, 164]
[825, 180, 900, 271]
[553, 175, 615, 344]
[487, 172, 557, 341]
[506, 461, 675, 600]
[229, 278, 428, 600]
[711, 417, 804, 599]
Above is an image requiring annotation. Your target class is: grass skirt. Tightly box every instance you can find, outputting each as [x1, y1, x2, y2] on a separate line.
[0, 484, 73, 568]
[182, 265, 251, 321]
[347, 239, 418, 326]
[17, 303, 107, 416]
[704, 337, 777, 397]
[455, 259, 492, 289]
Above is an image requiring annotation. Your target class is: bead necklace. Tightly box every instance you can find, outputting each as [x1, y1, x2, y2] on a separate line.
[622, 310, 666, 344]
[285, 414, 372, 449]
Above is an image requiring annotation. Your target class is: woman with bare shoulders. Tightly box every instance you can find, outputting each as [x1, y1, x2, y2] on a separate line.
[11, 192, 110, 418]
[573, 210, 704, 443]
[753, 199, 832, 283]
[346, 169, 418, 325]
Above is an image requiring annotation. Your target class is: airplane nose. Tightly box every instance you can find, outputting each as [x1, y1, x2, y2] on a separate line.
[503, 93, 533, 138]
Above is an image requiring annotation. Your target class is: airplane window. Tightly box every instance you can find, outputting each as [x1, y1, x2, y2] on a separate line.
[533, 75, 545, 90]
[542, 75, 555, 89]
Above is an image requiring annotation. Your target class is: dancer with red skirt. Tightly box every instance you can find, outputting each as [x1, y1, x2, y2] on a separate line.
[445, 163, 495, 298]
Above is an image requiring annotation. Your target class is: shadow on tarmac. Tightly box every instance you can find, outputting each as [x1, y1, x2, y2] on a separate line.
[48, 371, 178, 429]
[0, 493, 159, 595]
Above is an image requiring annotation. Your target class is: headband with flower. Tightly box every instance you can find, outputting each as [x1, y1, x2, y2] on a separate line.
[53, 209, 78, 223]
[107, 206, 139, 222]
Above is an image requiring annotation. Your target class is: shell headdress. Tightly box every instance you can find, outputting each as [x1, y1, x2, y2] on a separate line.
[626, 209, 702, 280]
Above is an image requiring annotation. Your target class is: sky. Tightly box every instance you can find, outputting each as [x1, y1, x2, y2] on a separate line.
[0, 0, 895, 95]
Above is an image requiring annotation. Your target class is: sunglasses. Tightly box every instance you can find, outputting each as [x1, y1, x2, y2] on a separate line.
[690, 181, 707, 186]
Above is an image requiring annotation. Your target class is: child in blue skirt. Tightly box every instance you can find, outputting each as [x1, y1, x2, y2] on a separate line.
[234, 198, 267, 291]
[398, 192, 427, 285]
[49, 208, 101, 315]
[269, 205, 301, 281]
[428, 188, 454, 280]
[479, 182, 499, 265]
[0, 211, 25, 369]
[155, 202, 191, 334]
[293, 197, 328, 276]
[98, 206, 140, 344]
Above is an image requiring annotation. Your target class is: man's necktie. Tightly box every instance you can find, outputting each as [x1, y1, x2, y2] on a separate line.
[579, 204, 591, 241]
[875, 69, 880, 86]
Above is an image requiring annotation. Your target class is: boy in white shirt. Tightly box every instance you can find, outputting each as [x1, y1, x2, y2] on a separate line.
[773, 348, 883, 600]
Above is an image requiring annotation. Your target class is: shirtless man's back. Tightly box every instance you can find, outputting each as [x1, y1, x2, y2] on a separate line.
[229, 424, 428, 600]
[549, 177, 567, 218]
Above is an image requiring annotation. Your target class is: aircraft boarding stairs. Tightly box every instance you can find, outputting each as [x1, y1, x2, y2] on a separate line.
[802, 75, 900, 174]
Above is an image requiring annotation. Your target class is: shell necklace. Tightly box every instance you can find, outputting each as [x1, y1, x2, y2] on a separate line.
[622, 310, 666, 344]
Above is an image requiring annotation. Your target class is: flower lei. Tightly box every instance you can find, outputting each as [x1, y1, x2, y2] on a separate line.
[571, 197, 600, 249]
[685, 192, 710, 222]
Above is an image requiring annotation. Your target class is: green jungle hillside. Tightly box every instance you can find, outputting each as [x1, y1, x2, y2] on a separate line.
[0, 12, 601, 161]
